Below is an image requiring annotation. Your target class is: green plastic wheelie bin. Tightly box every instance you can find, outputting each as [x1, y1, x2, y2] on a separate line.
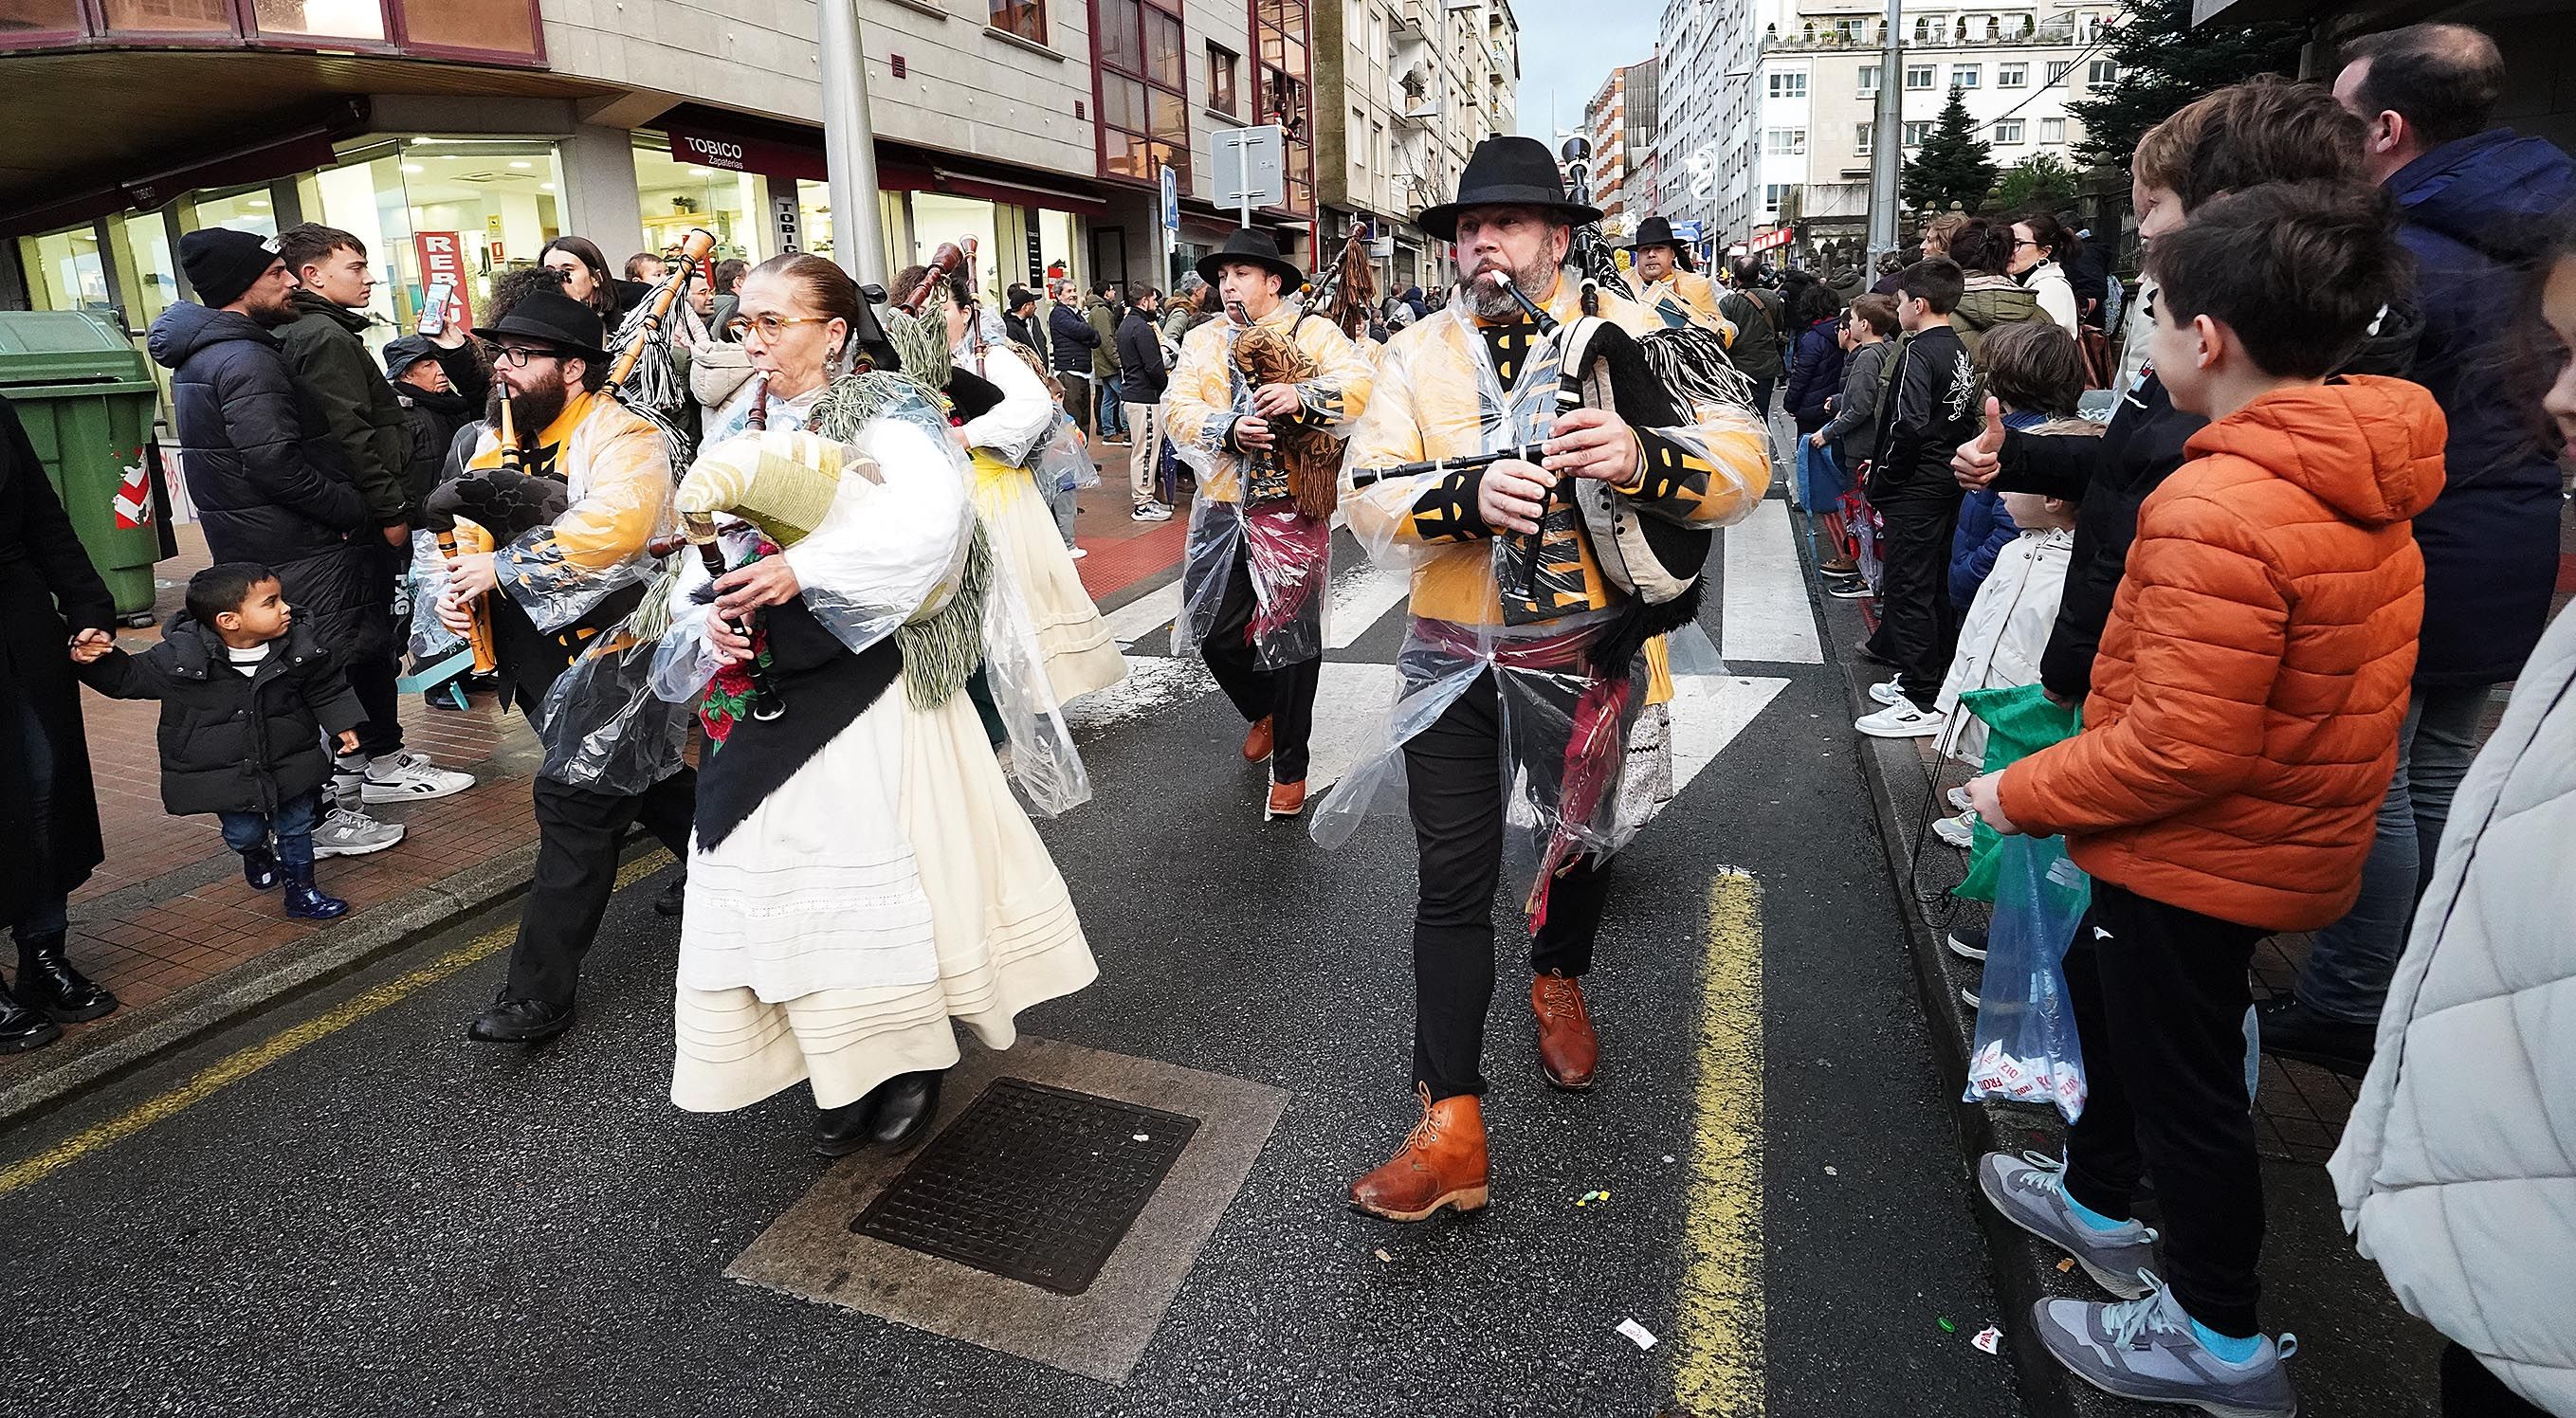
[0, 310, 169, 623]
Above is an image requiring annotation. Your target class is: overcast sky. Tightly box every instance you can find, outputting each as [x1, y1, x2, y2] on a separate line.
[1513, 7, 1660, 144]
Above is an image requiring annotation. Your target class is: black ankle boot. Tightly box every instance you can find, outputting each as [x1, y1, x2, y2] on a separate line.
[242, 845, 279, 891]
[867, 1071, 944, 1151]
[0, 978, 61, 1052]
[14, 933, 116, 1023]
[813, 1095, 876, 1158]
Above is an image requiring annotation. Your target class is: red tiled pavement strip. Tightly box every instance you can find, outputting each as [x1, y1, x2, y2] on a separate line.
[1069, 443, 1193, 604]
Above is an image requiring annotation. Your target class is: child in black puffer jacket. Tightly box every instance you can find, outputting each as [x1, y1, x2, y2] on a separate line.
[73, 563, 366, 919]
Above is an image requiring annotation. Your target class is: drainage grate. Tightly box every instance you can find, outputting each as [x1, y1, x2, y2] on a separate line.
[850, 1078, 1200, 1296]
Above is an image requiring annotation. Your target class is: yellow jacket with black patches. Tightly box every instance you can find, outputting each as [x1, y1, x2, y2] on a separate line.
[1162, 301, 1375, 503]
[1342, 275, 1770, 627]
[465, 389, 674, 636]
[1637, 271, 1732, 337]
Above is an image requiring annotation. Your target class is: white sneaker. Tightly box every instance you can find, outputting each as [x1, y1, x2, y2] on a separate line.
[1947, 784, 1976, 812]
[313, 807, 404, 857]
[1131, 501, 1175, 522]
[1869, 679, 1907, 707]
[1069, 546, 1089, 560]
[1856, 700, 1947, 739]
[1933, 809, 1978, 848]
[359, 750, 475, 805]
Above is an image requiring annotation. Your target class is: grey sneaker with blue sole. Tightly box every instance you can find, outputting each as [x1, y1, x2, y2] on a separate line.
[1979, 1151, 2160, 1299]
[2034, 1276, 2299, 1418]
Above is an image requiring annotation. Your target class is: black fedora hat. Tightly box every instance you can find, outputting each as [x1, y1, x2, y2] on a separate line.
[1195, 227, 1304, 292]
[1626, 214, 1696, 272]
[1417, 136, 1603, 242]
[472, 286, 609, 363]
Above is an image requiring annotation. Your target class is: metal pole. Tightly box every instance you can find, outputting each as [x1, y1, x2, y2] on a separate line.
[818, 0, 888, 288]
[1867, 0, 1905, 265]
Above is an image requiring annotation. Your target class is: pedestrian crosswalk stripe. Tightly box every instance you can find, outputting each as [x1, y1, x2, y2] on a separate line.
[1721, 500, 1823, 664]
[1103, 582, 1183, 648]
[1324, 561, 1411, 649]
[1677, 868, 1766, 1413]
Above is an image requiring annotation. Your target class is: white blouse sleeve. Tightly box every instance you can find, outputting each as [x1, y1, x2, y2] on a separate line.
[958, 344, 1058, 466]
[778, 418, 977, 659]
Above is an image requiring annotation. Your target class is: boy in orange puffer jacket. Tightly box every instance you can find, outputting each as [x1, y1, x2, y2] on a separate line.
[1964, 181, 2444, 1417]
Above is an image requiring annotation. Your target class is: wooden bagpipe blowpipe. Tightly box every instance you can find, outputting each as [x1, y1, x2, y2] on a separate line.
[606, 227, 716, 392]
[893, 236, 978, 316]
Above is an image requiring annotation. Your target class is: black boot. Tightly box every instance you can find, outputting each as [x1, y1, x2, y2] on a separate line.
[0, 978, 61, 1053]
[867, 1071, 944, 1151]
[466, 991, 575, 1045]
[652, 872, 685, 918]
[241, 845, 279, 891]
[14, 933, 117, 1024]
[813, 1095, 876, 1157]
[281, 862, 349, 921]
[2256, 994, 2376, 1077]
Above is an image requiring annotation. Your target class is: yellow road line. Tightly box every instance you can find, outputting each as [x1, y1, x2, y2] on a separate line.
[0, 855, 666, 1199]
[1675, 868, 1765, 1417]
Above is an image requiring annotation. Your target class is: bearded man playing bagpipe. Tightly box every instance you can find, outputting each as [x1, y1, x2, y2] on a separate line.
[1319, 136, 1772, 1221]
[1162, 228, 1374, 821]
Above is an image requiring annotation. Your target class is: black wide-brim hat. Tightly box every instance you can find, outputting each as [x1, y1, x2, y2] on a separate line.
[1627, 215, 1689, 253]
[1195, 228, 1304, 291]
[472, 286, 609, 363]
[1417, 136, 1603, 242]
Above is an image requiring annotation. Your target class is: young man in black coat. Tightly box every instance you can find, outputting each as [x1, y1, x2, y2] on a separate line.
[147, 227, 402, 861]
[1113, 287, 1174, 521]
[1855, 258, 1977, 737]
[0, 395, 120, 1050]
[1048, 280, 1102, 436]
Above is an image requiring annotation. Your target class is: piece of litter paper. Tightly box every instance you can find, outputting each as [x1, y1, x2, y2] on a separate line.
[1823, 1165, 1838, 1176]
[1971, 1325, 2002, 1354]
[1937, 1317, 1956, 1334]
[2056, 1258, 2076, 1274]
[1374, 1248, 1392, 1263]
[1661, 1154, 1675, 1164]
[1132, 1134, 1150, 1142]
[1616, 1318, 1659, 1351]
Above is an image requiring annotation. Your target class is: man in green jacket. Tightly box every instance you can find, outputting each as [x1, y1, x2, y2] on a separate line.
[1087, 281, 1127, 440]
[274, 223, 474, 809]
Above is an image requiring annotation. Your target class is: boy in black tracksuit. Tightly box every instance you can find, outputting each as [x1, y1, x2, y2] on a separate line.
[72, 563, 366, 920]
[1859, 258, 1978, 732]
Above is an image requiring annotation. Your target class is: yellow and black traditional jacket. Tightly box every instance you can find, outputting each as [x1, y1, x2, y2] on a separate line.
[1163, 300, 1374, 503]
[1636, 270, 1732, 337]
[1342, 274, 1770, 628]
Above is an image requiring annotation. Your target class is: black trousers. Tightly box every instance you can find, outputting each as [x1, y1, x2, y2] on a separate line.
[1871, 500, 1960, 707]
[346, 538, 406, 759]
[1405, 670, 1615, 1101]
[1200, 538, 1321, 783]
[503, 701, 698, 1006]
[2061, 880, 2267, 1337]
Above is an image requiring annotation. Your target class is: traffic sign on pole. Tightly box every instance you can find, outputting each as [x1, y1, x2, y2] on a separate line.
[1213, 126, 1286, 228]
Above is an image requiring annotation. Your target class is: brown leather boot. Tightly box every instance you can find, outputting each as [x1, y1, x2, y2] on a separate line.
[1242, 716, 1274, 763]
[1531, 971, 1599, 1091]
[1265, 779, 1306, 819]
[1350, 1084, 1489, 1222]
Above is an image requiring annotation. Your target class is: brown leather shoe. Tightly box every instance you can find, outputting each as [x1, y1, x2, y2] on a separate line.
[1350, 1084, 1489, 1222]
[1531, 971, 1599, 1091]
[1242, 716, 1274, 763]
[1265, 778, 1306, 819]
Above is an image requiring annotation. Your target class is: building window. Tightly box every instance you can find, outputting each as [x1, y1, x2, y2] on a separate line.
[2088, 60, 2119, 89]
[1209, 41, 1238, 115]
[991, 0, 1046, 45]
[2039, 117, 2066, 144]
[1998, 62, 2027, 87]
[1097, 0, 1188, 189]
[1766, 128, 1806, 155]
[1763, 183, 1798, 214]
[1903, 120, 1929, 148]
[2046, 60, 2074, 85]
[1854, 123, 1873, 155]
[1252, 0, 1314, 214]
[1994, 118, 2024, 144]
[1951, 64, 1979, 89]
[1904, 64, 1935, 90]
[1856, 64, 1879, 97]
[1767, 71, 1806, 99]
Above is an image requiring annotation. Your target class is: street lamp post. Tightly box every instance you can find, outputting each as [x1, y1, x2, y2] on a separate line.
[817, 0, 889, 288]
[1866, 0, 1905, 266]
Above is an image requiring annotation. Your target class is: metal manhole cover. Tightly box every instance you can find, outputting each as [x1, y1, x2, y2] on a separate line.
[850, 1078, 1200, 1296]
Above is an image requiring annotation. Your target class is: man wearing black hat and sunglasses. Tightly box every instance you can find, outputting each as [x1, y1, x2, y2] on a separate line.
[433, 287, 696, 1045]
[1627, 215, 1727, 336]
[1330, 136, 1771, 1223]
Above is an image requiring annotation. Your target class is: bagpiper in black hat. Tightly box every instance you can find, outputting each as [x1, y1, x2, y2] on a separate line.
[1195, 227, 1305, 291]
[1416, 136, 1605, 242]
[471, 285, 609, 363]
[1626, 214, 1697, 273]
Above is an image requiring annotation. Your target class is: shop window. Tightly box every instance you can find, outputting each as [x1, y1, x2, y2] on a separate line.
[991, 0, 1044, 45]
[631, 133, 763, 267]
[99, 0, 229, 33]
[14, 226, 110, 316]
[1209, 42, 1239, 115]
[398, 0, 539, 56]
[1096, 0, 1190, 189]
[248, 0, 386, 43]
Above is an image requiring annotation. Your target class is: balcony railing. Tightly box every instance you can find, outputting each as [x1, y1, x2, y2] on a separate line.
[1763, 22, 2098, 53]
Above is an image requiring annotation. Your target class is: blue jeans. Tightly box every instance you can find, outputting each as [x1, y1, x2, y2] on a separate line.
[1097, 375, 1125, 438]
[218, 790, 325, 876]
[2293, 682, 2491, 1023]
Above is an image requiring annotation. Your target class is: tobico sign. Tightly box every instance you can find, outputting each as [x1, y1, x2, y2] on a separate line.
[665, 126, 827, 183]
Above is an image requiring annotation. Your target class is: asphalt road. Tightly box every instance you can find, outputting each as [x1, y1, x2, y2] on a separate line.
[0, 505, 2024, 1417]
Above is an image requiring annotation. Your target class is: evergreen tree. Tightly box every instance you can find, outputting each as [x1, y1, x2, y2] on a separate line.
[1991, 153, 2082, 214]
[1903, 87, 2000, 215]
[2069, 0, 2308, 174]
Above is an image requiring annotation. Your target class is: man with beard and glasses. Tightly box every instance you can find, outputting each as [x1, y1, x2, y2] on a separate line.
[1325, 136, 1770, 1221]
[434, 287, 696, 1045]
[149, 227, 403, 861]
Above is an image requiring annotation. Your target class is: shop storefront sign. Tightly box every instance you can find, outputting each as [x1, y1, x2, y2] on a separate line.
[667, 125, 827, 183]
[412, 231, 476, 331]
[772, 192, 802, 254]
[1746, 226, 1795, 253]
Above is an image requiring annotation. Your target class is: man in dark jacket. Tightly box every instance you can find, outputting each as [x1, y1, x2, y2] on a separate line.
[1049, 284, 1101, 436]
[1087, 282, 1127, 439]
[382, 334, 483, 503]
[1717, 257, 1785, 412]
[1857, 258, 1977, 736]
[1001, 284, 1044, 354]
[272, 223, 473, 809]
[1113, 288, 1174, 521]
[150, 228, 403, 859]
[2253, 24, 2576, 1069]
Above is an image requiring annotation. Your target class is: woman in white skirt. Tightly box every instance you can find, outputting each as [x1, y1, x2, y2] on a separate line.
[658, 254, 1096, 1154]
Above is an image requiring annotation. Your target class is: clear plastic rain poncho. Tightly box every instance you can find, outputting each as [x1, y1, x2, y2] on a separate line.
[1310, 274, 1769, 904]
[650, 403, 1091, 817]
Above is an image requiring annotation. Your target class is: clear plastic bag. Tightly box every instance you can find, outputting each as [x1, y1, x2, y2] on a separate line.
[1964, 831, 2092, 1123]
[405, 528, 466, 661]
[1034, 413, 1100, 492]
[1242, 501, 1329, 668]
[537, 636, 691, 794]
[1170, 494, 1238, 662]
